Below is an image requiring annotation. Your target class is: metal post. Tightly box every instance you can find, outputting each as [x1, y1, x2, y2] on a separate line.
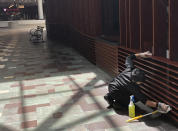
[37, 0, 44, 19]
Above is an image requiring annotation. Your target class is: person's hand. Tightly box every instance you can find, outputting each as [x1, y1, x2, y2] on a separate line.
[139, 51, 152, 58]
[157, 102, 172, 114]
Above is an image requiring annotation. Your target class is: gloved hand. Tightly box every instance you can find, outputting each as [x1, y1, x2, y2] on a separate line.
[139, 51, 152, 58]
[157, 102, 172, 114]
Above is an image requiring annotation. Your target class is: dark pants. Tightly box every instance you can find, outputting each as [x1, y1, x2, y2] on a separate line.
[108, 84, 145, 107]
[108, 89, 131, 107]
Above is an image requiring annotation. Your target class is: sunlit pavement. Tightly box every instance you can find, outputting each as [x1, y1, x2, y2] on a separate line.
[0, 27, 177, 131]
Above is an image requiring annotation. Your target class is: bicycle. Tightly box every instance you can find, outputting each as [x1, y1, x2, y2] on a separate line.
[29, 26, 44, 43]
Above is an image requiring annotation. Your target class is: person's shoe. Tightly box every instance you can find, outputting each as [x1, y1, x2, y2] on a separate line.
[106, 105, 113, 109]
[104, 94, 112, 104]
[104, 94, 113, 109]
[104, 94, 108, 101]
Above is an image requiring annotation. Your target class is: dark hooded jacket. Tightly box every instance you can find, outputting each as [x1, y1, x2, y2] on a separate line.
[108, 54, 147, 104]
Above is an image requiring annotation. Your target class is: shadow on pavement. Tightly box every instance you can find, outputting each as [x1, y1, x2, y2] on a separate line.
[0, 125, 14, 131]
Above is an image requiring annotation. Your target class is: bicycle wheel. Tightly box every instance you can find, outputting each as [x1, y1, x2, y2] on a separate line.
[35, 30, 43, 41]
[29, 29, 37, 36]
[30, 35, 38, 43]
[29, 29, 37, 41]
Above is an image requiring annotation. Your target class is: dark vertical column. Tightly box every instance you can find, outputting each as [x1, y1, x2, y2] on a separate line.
[28, 7, 30, 19]
[92, 0, 97, 35]
[66, 0, 70, 24]
[113, 0, 119, 34]
[91, 0, 96, 35]
[85, 0, 90, 34]
[35, 6, 38, 19]
[101, 0, 105, 34]
[92, 0, 98, 36]
[75, 0, 79, 30]
[62, 0, 67, 24]
[89, 0, 94, 35]
[88, 0, 92, 35]
[152, 0, 168, 57]
[70, 0, 73, 25]
[104, 0, 109, 34]
[108, 0, 114, 34]
[119, 0, 126, 46]
[129, 0, 140, 49]
[101, 0, 106, 34]
[54, 0, 58, 23]
[78, 0, 82, 32]
[72, 0, 77, 28]
[101, 0, 118, 35]
[95, 0, 102, 36]
[71, 0, 74, 27]
[169, 0, 178, 61]
[29, 7, 31, 19]
[125, 0, 130, 48]
[140, 0, 153, 52]
[47, 0, 55, 23]
[97, 0, 102, 35]
[83, 0, 87, 33]
[26, 7, 28, 19]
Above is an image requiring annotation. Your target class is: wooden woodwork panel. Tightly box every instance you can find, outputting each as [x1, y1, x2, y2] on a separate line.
[70, 31, 96, 64]
[96, 41, 118, 76]
[45, 0, 178, 123]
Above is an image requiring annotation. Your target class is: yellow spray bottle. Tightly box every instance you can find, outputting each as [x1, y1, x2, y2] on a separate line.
[129, 95, 135, 118]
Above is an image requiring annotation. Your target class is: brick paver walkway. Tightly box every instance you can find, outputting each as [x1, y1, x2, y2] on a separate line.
[0, 27, 177, 131]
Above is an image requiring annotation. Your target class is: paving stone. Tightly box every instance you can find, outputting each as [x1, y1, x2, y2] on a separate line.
[18, 105, 36, 114]
[2, 107, 19, 116]
[21, 120, 37, 129]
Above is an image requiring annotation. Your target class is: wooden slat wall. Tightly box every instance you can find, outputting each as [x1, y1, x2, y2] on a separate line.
[45, 0, 178, 122]
[118, 46, 178, 123]
[95, 40, 118, 76]
[119, 0, 178, 122]
[69, 29, 96, 64]
[46, 0, 178, 61]
[45, 0, 102, 39]
[78, 35, 96, 64]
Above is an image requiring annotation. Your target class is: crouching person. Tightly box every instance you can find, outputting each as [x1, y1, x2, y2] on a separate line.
[104, 51, 170, 115]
